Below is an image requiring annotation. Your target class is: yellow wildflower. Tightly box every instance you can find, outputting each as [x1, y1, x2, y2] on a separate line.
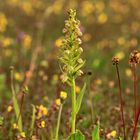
[130, 38, 138, 47]
[106, 130, 117, 139]
[52, 74, 58, 82]
[21, 1, 33, 15]
[55, 98, 61, 106]
[52, 1, 63, 15]
[41, 120, 46, 128]
[95, 2, 105, 13]
[117, 37, 126, 45]
[0, 13, 8, 32]
[111, 130, 117, 137]
[39, 105, 48, 115]
[81, 1, 95, 16]
[7, 105, 13, 112]
[20, 132, 26, 138]
[51, 74, 58, 85]
[2, 37, 13, 47]
[55, 38, 63, 47]
[98, 13, 108, 24]
[36, 105, 48, 119]
[115, 51, 125, 60]
[14, 72, 23, 81]
[22, 34, 32, 49]
[60, 91, 67, 99]
[76, 86, 80, 94]
[40, 60, 48, 67]
[125, 68, 132, 77]
[12, 123, 18, 129]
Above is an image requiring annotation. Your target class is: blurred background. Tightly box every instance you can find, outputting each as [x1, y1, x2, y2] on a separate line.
[0, 0, 140, 139]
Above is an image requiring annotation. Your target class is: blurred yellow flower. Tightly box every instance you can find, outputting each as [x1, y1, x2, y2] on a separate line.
[22, 34, 32, 49]
[55, 38, 63, 47]
[98, 13, 108, 24]
[14, 72, 23, 81]
[55, 98, 61, 106]
[83, 33, 92, 42]
[95, 79, 102, 85]
[130, 38, 138, 47]
[20, 132, 26, 138]
[60, 91, 67, 99]
[0, 13, 8, 32]
[2, 37, 13, 47]
[36, 105, 48, 119]
[21, 1, 33, 15]
[41, 120, 46, 128]
[75, 86, 80, 94]
[106, 130, 117, 139]
[115, 51, 125, 60]
[111, 130, 117, 137]
[117, 37, 126, 45]
[53, 1, 63, 15]
[12, 123, 18, 129]
[81, 1, 94, 16]
[52, 74, 58, 85]
[39, 105, 48, 115]
[7, 105, 13, 113]
[95, 2, 105, 13]
[40, 60, 48, 68]
[125, 68, 132, 77]
[53, 74, 58, 81]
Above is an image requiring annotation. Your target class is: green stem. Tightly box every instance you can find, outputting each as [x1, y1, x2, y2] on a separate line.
[10, 67, 15, 97]
[16, 93, 24, 125]
[71, 77, 76, 134]
[10, 67, 23, 132]
[55, 104, 63, 140]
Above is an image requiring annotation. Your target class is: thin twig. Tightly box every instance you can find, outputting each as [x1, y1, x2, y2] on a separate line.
[132, 102, 140, 140]
[115, 64, 126, 140]
[131, 64, 137, 140]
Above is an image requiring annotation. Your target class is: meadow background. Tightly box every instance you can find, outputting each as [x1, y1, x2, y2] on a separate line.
[0, 0, 140, 139]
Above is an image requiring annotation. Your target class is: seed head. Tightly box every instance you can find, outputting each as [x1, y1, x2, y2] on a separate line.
[112, 57, 120, 65]
[129, 50, 140, 65]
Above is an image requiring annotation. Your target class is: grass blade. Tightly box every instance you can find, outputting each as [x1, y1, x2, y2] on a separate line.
[76, 83, 86, 114]
[92, 122, 100, 140]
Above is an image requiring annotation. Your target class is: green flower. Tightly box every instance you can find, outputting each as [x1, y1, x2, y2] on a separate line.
[59, 9, 85, 83]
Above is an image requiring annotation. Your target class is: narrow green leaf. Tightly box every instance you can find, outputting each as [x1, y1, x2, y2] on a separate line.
[92, 123, 100, 140]
[30, 104, 36, 136]
[0, 116, 4, 126]
[76, 83, 86, 114]
[11, 68, 22, 132]
[13, 95, 22, 132]
[67, 130, 85, 140]
[138, 132, 140, 140]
